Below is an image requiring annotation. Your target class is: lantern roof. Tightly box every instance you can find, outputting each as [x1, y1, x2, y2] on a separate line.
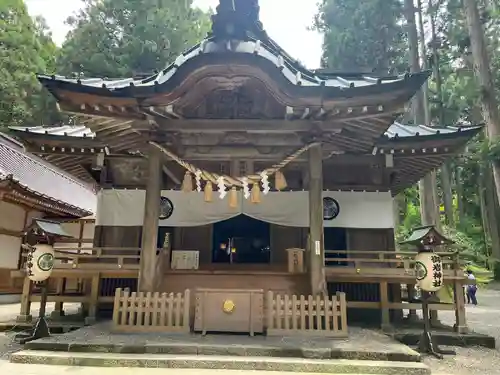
[25, 219, 73, 239]
[400, 225, 454, 246]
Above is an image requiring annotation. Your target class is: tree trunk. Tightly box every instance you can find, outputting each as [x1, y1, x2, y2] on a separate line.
[463, 0, 500, 207]
[410, 0, 440, 325]
[410, 0, 439, 228]
[484, 164, 500, 267]
[455, 165, 465, 227]
[429, 0, 454, 226]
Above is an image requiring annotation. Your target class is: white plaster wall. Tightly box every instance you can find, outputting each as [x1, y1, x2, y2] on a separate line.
[0, 201, 25, 231]
[0, 235, 22, 268]
[0, 202, 41, 271]
[82, 222, 95, 241]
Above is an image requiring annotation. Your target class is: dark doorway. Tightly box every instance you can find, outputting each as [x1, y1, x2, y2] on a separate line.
[324, 227, 347, 266]
[212, 215, 270, 264]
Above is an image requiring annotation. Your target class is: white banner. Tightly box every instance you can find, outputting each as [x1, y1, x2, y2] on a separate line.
[95, 190, 394, 229]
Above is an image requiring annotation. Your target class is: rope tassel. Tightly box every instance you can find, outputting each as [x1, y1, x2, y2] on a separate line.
[251, 183, 261, 203]
[274, 171, 287, 191]
[229, 187, 238, 208]
[182, 172, 193, 192]
[204, 181, 213, 202]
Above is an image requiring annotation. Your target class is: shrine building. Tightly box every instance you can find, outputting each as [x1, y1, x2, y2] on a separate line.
[9, 0, 479, 334]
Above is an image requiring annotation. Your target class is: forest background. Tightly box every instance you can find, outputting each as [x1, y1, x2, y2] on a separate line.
[2, 0, 499, 279]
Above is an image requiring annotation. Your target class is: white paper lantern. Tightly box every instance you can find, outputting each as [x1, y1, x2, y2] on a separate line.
[26, 244, 55, 282]
[414, 252, 443, 292]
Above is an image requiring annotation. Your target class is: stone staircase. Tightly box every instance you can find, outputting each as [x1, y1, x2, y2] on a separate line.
[10, 350, 430, 374]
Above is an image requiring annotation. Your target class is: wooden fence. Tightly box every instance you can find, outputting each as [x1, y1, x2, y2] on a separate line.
[266, 291, 348, 337]
[112, 288, 190, 333]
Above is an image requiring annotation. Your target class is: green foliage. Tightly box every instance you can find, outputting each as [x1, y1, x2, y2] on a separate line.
[57, 0, 211, 77]
[314, 0, 500, 271]
[313, 0, 406, 72]
[0, 0, 60, 127]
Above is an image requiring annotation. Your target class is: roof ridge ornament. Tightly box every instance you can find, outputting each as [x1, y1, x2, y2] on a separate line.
[211, 0, 263, 40]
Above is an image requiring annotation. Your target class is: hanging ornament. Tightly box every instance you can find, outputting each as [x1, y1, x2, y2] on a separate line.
[229, 187, 238, 208]
[204, 181, 213, 202]
[242, 177, 250, 199]
[217, 176, 227, 199]
[27, 244, 55, 282]
[261, 171, 270, 195]
[195, 170, 202, 192]
[251, 183, 261, 203]
[415, 252, 443, 292]
[274, 171, 287, 191]
[182, 172, 193, 192]
[162, 232, 171, 251]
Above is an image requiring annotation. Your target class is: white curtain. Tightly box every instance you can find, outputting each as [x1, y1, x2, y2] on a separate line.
[95, 189, 394, 229]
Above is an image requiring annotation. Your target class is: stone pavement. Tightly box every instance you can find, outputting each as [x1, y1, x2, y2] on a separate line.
[0, 363, 358, 375]
[0, 298, 496, 374]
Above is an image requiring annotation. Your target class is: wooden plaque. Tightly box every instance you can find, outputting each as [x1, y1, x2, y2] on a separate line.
[171, 250, 199, 270]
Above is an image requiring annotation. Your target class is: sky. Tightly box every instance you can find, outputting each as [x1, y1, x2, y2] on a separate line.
[25, 0, 324, 69]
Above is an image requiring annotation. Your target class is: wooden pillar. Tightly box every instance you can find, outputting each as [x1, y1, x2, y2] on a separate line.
[51, 277, 66, 319]
[308, 143, 326, 296]
[380, 281, 392, 331]
[453, 254, 468, 333]
[453, 281, 468, 333]
[85, 273, 100, 325]
[406, 283, 418, 321]
[16, 277, 32, 322]
[139, 144, 162, 292]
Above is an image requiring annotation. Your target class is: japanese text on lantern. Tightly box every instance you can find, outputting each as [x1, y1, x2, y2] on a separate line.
[26, 249, 34, 277]
[431, 255, 443, 288]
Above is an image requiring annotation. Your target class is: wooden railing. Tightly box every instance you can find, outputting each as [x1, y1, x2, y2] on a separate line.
[20, 247, 168, 271]
[266, 291, 348, 337]
[324, 250, 464, 280]
[112, 288, 191, 333]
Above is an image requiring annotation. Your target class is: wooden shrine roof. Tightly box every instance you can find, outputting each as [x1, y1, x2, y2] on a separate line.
[36, 0, 429, 155]
[25, 0, 479, 194]
[0, 133, 96, 216]
[7, 123, 481, 194]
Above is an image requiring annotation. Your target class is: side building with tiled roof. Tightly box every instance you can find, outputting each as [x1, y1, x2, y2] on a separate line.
[0, 133, 96, 298]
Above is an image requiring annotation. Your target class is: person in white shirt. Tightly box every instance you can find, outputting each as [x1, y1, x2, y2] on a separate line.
[466, 270, 478, 305]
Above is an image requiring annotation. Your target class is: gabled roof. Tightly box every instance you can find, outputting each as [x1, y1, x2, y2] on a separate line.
[382, 123, 480, 140]
[10, 122, 481, 142]
[28, 219, 73, 238]
[37, 0, 429, 119]
[400, 225, 454, 245]
[7, 122, 479, 194]
[0, 134, 96, 216]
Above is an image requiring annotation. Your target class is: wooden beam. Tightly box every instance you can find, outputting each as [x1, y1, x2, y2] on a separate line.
[162, 165, 181, 186]
[138, 144, 162, 292]
[155, 119, 344, 133]
[308, 143, 326, 296]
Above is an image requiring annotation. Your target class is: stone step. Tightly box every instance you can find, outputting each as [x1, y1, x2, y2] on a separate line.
[10, 350, 431, 375]
[24, 341, 422, 362]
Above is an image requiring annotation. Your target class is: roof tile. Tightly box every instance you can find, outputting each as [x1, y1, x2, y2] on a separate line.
[0, 135, 96, 214]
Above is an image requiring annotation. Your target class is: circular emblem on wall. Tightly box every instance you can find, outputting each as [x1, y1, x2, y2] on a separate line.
[222, 300, 235, 314]
[159, 197, 174, 220]
[37, 253, 54, 272]
[323, 197, 340, 221]
[415, 260, 428, 281]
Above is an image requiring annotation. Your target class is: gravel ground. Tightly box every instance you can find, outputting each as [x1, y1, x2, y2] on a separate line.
[0, 302, 80, 360]
[422, 287, 500, 375]
[0, 298, 498, 374]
